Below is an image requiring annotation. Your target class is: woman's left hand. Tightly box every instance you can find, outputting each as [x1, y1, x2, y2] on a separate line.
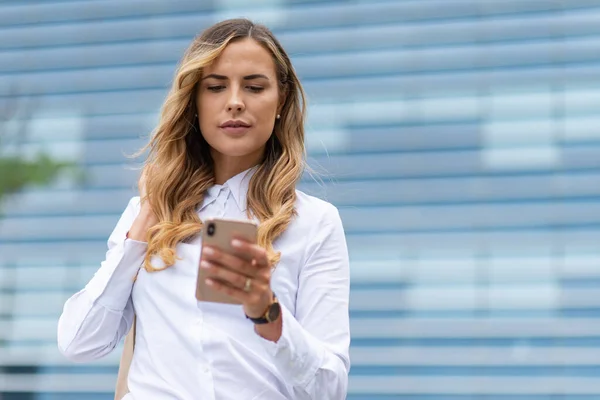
[200, 238, 273, 319]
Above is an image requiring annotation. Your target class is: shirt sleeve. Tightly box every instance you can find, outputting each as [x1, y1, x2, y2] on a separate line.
[57, 196, 148, 362]
[259, 204, 351, 400]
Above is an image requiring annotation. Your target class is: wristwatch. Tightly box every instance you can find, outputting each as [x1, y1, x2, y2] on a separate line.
[246, 294, 281, 324]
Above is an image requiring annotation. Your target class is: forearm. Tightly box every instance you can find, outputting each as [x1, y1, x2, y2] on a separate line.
[58, 236, 146, 359]
[58, 197, 148, 362]
[258, 305, 350, 399]
[263, 205, 350, 399]
[58, 294, 134, 362]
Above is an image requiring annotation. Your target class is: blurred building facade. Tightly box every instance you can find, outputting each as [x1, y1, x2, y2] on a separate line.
[1, 0, 600, 399]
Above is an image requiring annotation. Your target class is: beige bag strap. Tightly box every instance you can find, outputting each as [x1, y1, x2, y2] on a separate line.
[114, 316, 136, 400]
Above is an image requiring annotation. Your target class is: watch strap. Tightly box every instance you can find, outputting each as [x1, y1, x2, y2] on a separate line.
[246, 294, 278, 324]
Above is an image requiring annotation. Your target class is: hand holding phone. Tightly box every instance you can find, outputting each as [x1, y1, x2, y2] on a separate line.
[195, 218, 258, 304]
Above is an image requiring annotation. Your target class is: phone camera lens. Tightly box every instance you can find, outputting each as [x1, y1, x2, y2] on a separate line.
[207, 223, 215, 236]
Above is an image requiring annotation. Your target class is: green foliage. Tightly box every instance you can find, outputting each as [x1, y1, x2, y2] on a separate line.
[0, 153, 84, 200]
[0, 89, 85, 205]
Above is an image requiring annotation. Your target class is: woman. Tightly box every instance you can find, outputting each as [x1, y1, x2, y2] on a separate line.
[57, 18, 350, 400]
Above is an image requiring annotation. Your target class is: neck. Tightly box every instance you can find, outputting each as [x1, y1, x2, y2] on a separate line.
[212, 150, 263, 185]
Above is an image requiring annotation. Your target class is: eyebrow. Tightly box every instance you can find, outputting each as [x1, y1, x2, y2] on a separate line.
[201, 73, 270, 81]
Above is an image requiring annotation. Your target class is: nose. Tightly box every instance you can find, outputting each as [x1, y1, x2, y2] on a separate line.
[226, 88, 245, 113]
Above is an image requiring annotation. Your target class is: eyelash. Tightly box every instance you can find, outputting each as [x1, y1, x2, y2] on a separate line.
[207, 86, 264, 93]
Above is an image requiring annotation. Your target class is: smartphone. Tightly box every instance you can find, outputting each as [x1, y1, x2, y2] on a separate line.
[195, 217, 258, 304]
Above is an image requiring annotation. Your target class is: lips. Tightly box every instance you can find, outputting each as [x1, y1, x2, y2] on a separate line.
[219, 120, 252, 136]
[220, 120, 251, 128]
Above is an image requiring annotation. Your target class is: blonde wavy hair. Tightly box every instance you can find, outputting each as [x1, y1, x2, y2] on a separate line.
[137, 18, 306, 272]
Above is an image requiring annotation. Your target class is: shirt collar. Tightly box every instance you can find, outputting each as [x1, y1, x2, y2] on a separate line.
[226, 166, 258, 212]
[200, 166, 257, 212]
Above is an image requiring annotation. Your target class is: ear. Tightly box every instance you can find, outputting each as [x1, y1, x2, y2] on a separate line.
[277, 82, 287, 116]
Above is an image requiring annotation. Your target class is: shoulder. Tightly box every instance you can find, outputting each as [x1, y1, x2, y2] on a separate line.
[129, 196, 142, 213]
[293, 189, 343, 229]
[107, 196, 142, 246]
[292, 190, 348, 267]
[122, 196, 142, 220]
[118, 196, 142, 227]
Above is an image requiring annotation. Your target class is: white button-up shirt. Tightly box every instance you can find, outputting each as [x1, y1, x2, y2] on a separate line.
[57, 168, 351, 400]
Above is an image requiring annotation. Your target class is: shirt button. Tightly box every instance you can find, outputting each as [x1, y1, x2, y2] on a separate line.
[203, 366, 210, 374]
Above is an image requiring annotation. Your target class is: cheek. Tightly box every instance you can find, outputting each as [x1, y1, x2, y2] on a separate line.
[254, 111, 277, 140]
[254, 96, 279, 125]
[197, 95, 219, 135]
[197, 93, 215, 120]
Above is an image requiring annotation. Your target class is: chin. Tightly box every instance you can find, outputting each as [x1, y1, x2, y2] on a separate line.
[211, 143, 265, 159]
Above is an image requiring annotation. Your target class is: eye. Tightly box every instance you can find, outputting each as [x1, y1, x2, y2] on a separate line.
[247, 86, 264, 93]
[207, 85, 225, 92]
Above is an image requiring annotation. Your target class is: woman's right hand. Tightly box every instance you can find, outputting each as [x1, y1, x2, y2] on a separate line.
[127, 167, 159, 242]
[138, 167, 149, 204]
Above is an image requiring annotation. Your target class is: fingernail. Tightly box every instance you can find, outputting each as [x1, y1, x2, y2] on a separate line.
[231, 239, 242, 247]
[205, 278, 214, 286]
[201, 261, 211, 269]
[203, 247, 214, 255]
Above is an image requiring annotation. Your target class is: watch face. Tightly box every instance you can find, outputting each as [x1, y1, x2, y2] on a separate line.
[268, 302, 281, 322]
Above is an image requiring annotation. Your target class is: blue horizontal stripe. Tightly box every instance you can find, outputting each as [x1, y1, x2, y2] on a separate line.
[0, 282, 407, 291]
[561, 278, 600, 288]
[9, 365, 600, 377]
[4, 280, 600, 294]
[349, 309, 600, 319]
[16, 168, 600, 195]
[346, 396, 600, 400]
[13, 140, 600, 167]
[349, 397, 600, 400]
[349, 366, 600, 376]
[9, 116, 599, 144]
[1, 339, 61, 346]
[84, 141, 600, 164]
[350, 282, 408, 290]
[8, 309, 599, 320]
[1, 365, 117, 375]
[3, 57, 600, 92]
[5, 196, 600, 220]
[0, 0, 95, 4]
[561, 309, 600, 318]
[4, 392, 598, 399]
[75, 141, 600, 167]
[350, 337, 600, 347]
[0, 0, 374, 30]
[11, 336, 600, 348]
[15, 136, 600, 159]
[5, 337, 600, 352]
[0, 1, 590, 36]
[2, 223, 600, 245]
[0, 394, 113, 400]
